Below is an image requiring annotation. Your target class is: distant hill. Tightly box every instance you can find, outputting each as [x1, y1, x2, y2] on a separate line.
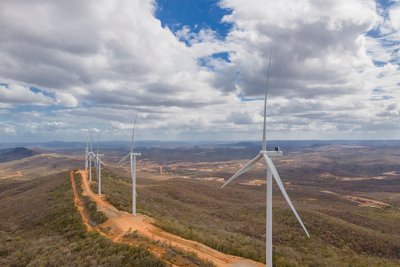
[0, 147, 41, 163]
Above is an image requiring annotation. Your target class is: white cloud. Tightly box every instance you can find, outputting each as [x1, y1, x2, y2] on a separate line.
[43, 121, 69, 131]
[0, 83, 53, 106]
[111, 121, 135, 130]
[55, 92, 79, 107]
[0, 0, 223, 110]
[388, 4, 400, 29]
[0, 0, 399, 141]
[0, 122, 16, 134]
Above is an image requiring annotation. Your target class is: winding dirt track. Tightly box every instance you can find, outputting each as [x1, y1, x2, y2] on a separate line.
[74, 169, 264, 267]
[70, 171, 93, 232]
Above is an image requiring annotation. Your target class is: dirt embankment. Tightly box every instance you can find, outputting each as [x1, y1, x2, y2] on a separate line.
[72, 169, 264, 267]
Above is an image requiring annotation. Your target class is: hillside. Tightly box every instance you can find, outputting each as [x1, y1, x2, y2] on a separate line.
[96, 172, 400, 266]
[94, 145, 400, 266]
[1, 144, 400, 266]
[0, 152, 82, 180]
[0, 147, 41, 163]
[0, 171, 164, 266]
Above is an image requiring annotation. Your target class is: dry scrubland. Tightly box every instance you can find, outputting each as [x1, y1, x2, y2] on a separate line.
[0, 145, 400, 266]
[73, 172, 215, 267]
[96, 145, 400, 266]
[0, 168, 213, 267]
[0, 171, 164, 266]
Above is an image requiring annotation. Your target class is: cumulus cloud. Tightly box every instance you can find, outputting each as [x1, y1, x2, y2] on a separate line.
[55, 92, 79, 107]
[209, 0, 400, 138]
[215, 0, 380, 100]
[0, 83, 53, 106]
[0, 0, 223, 110]
[225, 111, 256, 125]
[0, 83, 81, 108]
[0, 0, 399, 141]
[111, 121, 136, 130]
[43, 121, 69, 131]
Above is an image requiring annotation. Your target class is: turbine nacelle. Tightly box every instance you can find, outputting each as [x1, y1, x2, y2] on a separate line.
[118, 152, 141, 164]
[221, 147, 309, 237]
[95, 153, 104, 161]
[260, 150, 283, 157]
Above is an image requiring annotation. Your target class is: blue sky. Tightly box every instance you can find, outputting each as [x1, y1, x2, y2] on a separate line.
[155, 0, 231, 38]
[0, 0, 399, 142]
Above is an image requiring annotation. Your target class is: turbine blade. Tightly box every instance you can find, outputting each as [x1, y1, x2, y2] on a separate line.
[97, 131, 100, 154]
[118, 154, 130, 164]
[130, 111, 139, 153]
[90, 128, 93, 152]
[221, 154, 262, 188]
[262, 53, 272, 151]
[263, 154, 310, 237]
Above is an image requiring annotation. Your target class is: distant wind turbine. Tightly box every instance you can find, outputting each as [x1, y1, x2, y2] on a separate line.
[119, 112, 141, 215]
[95, 131, 104, 194]
[85, 138, 89, 171]
[221, 54, 310, 267]
[88, 128, 95, 182]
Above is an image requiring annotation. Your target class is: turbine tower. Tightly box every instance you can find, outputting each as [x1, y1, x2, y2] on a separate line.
[221, 55, 310, 267]
[88, 128, 95, 182]
[119, 112, 141, 215]
[85, 139, 89, 170]
[95, 131, 104, 194]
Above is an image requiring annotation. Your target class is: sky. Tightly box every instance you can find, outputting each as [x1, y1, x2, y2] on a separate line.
[0, 0, 399, 142]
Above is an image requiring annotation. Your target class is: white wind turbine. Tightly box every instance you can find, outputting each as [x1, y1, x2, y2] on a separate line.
[221, 55, 310, 267]
[85, 138, 89, 171]
[119, 112, 141, 215]
[95, 131, 104, 194]
[88, 129, 96, 182]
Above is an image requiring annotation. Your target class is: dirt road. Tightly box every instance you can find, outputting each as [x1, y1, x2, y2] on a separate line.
[75, 169, 264, 267]
[321, 190, 391, 209]
[70, 171, 94, 231]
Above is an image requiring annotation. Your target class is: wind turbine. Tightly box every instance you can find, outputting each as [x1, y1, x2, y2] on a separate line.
[85, 138, 89, 171]
[119, 112, 141, 215]
[88, 128, 95, 182]
[95, 131, 104, 195]
[221, 55, 310, 267]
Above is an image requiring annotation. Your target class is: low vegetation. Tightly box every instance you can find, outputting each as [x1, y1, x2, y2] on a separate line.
[99, 168, 400, 266]
[2, 144, 399, 266]
[74, 173, 108, 226]
[0, 171, 164, 266]
[122, 231, 215, 267]
[89, 172, 216, 266]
